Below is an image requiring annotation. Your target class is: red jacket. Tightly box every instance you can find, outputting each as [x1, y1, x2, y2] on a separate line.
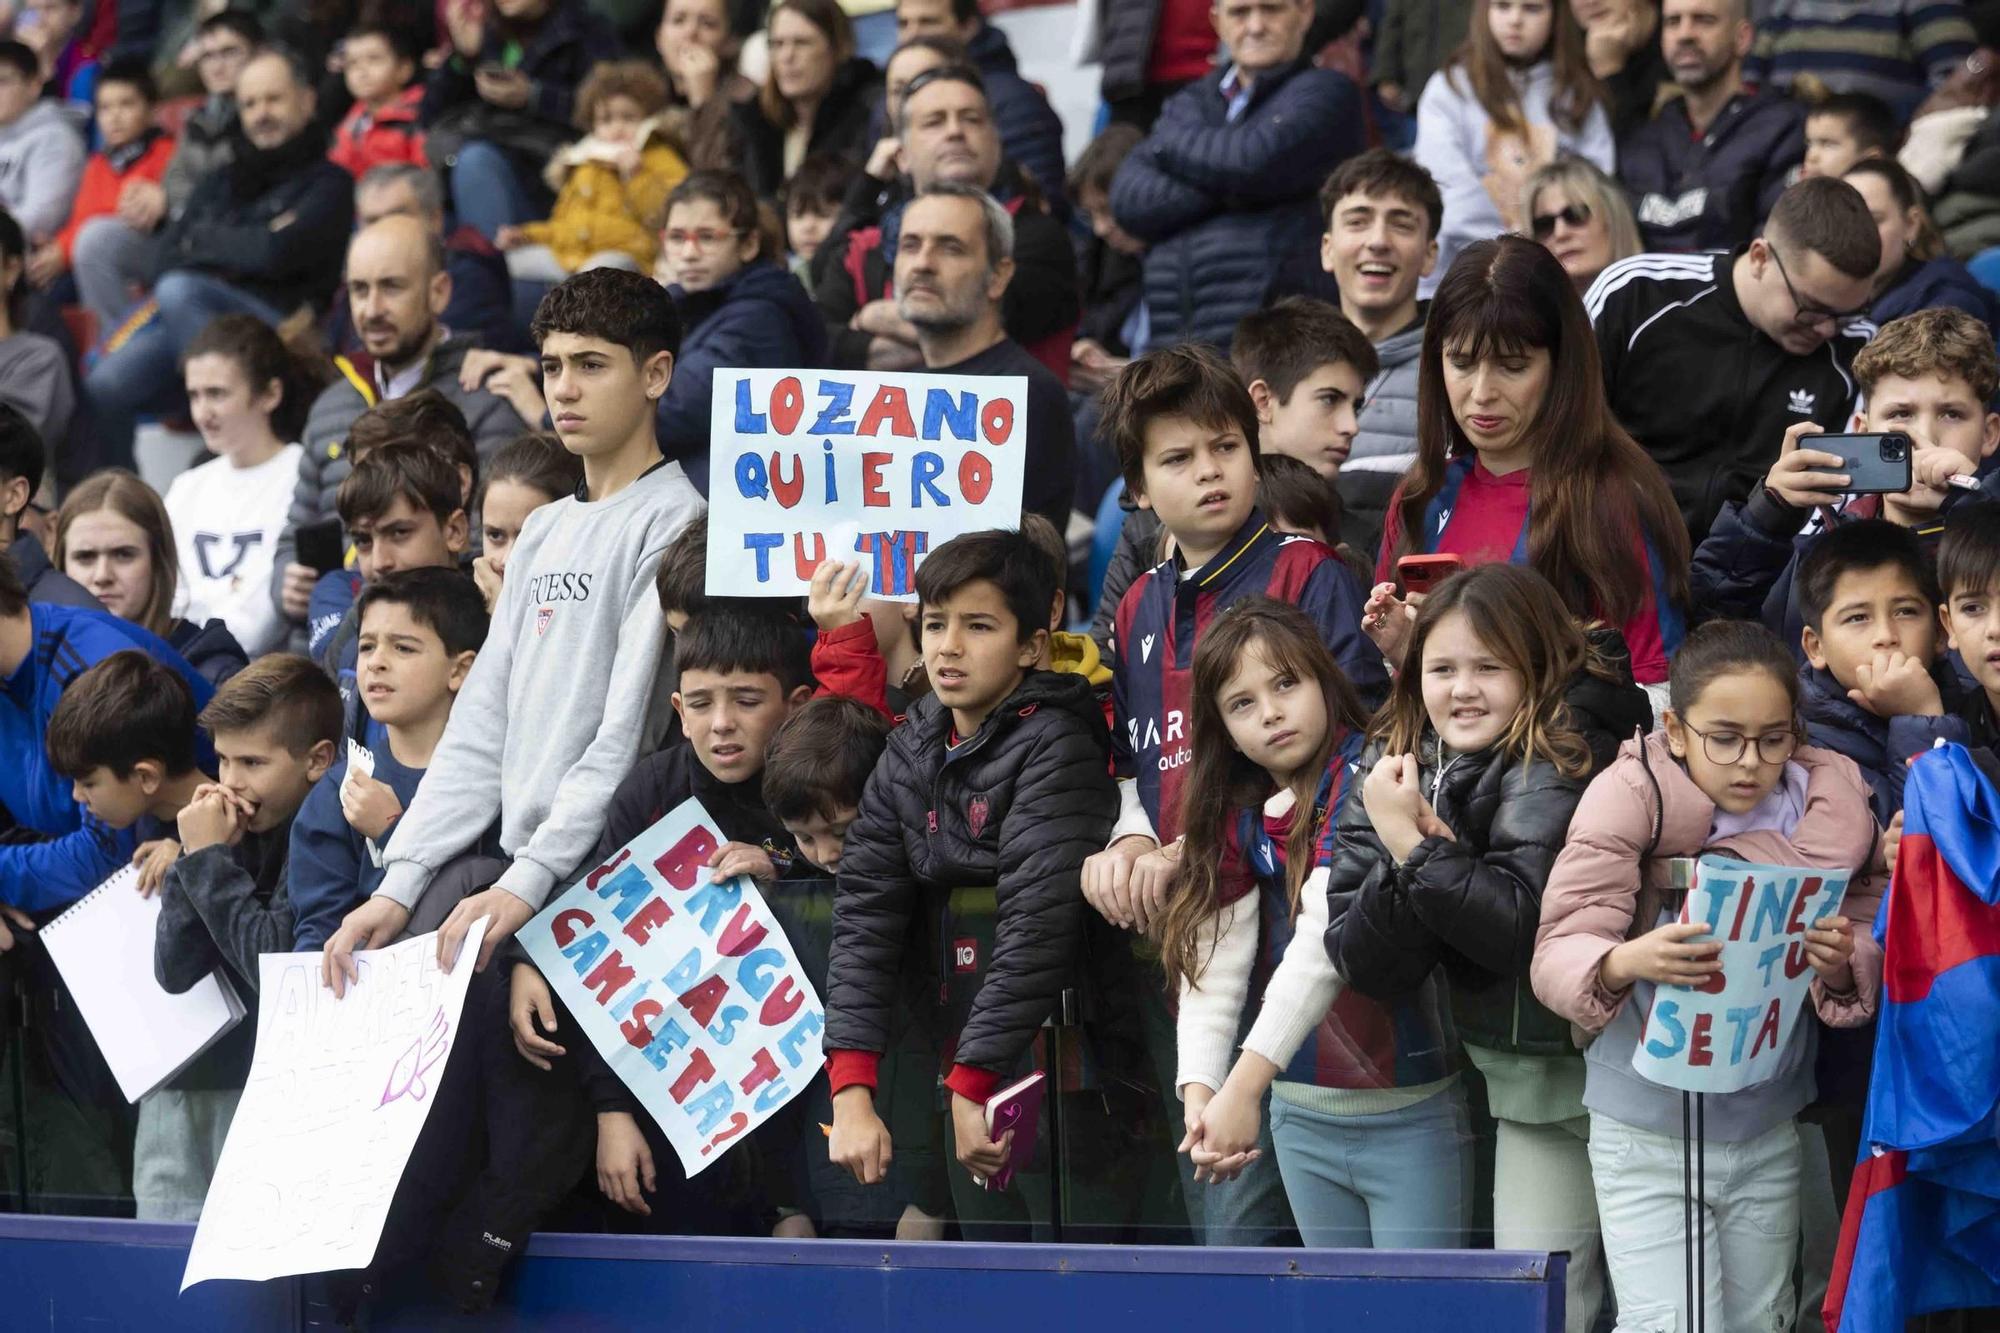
[55, 131, 175, 265]
[329, 85, 426, 179]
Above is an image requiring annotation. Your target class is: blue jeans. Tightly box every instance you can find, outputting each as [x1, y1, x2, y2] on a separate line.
[82, 270, 283, 469]
[1267, 1080, 1473, 1249]
[451, 139, 539, 242]
[1192, 1089, 1297, 1246]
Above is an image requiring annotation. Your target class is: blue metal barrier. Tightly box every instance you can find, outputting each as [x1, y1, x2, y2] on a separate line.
[0, 1217, 1565, 1331]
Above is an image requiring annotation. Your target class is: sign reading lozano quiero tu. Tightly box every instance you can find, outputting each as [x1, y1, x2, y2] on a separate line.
[705, 368, 1028, 600]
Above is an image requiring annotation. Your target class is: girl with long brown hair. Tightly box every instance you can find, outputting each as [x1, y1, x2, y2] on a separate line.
[1159, 596, 1471, 1250]
[1366, 234, 1690, 688]
[1328, 563, 1650, 1328]
[54, 469, 248, 683]
[1413, 0, 1611, 286]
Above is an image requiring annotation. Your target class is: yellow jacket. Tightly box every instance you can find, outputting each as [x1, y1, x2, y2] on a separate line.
[1048, 630, 1112, 688]
[519, 118, 688, 273]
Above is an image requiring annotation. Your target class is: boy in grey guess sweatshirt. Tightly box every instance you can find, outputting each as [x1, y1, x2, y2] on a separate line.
[321, 268, 706, 988]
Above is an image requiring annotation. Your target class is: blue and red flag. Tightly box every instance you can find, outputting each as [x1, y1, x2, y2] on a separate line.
[1824, 742, 2000, 1332]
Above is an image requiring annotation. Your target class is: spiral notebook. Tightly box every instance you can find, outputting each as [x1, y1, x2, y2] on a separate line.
[40, 864, 247, 1103]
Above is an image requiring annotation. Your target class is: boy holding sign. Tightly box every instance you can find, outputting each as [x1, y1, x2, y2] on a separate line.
[509, 614, 820, 1231]
[288, 568, 489, 952]
[824, 530, 1117, 1233]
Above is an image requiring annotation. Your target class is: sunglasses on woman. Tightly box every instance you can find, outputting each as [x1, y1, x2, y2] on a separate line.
[1530, 203, 1592, 239]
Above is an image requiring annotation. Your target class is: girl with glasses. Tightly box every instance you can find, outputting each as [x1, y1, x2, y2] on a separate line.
[1532, 618, 1885, 1332]
[654, 170, 829, 495]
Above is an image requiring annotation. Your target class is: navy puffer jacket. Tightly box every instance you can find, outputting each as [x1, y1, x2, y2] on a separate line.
[965, 24, 1069, 209]
[1109, 57, 1364, 349]
[659, 263, 831, 496]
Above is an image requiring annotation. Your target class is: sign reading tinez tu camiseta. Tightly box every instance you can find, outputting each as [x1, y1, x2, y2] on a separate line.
[1632, 856, 1850, 1095]
[705, 368, 1028, 601]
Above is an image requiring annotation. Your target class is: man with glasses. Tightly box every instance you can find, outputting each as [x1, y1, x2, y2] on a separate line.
[811, 63, 1078, 381]
[1108, 0, 1363, 351]
[1585, 176, 1879, 540]
[1619, 0, 1803, 253]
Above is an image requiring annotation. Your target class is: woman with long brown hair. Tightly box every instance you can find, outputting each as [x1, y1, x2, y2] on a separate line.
[1328, 563, 1649, 1329]
[1159, 597, 1472, 1251]
[1365, 234, 1690, 688]
[727, 0, 880, 201]
[1413, 0, 1612, 288]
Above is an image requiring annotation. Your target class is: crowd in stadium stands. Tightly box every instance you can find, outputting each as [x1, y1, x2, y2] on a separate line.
[5, 0, 2000, 1324]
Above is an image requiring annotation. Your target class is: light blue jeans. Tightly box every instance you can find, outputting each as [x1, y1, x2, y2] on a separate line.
[1267, 1080, 1473, 1249]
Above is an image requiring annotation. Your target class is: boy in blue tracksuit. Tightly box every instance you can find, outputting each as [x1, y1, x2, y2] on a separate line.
[289, 567, 487, 951]
[0, 552, 214, 911]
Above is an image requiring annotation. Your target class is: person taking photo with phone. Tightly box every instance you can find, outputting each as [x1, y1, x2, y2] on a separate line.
[1691, 305, 2000, 649]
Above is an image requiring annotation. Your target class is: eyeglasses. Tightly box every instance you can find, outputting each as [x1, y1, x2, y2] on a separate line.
[1530, 203, 1591, 239]
[664, 227, 746, 249]
[900, 65, 985, 107]
[1767, 244, 1868, 330]
[1680, 722, 1800, 767]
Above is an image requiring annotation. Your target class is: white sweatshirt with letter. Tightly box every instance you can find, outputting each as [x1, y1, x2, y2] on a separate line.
[375, 459, 704, 914]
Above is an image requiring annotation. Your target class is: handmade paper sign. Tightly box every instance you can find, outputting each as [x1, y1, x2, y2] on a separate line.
[1632, 857, 1850, 1095]
[518, 796, 825, 1175]
[181, 919, 486, 1290]
[704, 368, 1028, 600]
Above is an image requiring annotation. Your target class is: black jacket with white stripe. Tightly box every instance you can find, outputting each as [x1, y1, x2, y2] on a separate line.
[1585, 248, 1873, 541]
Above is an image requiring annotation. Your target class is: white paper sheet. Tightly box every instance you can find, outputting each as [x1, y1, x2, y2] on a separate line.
[40, 864, 246, 1103]
[180, 918, 486, 1289]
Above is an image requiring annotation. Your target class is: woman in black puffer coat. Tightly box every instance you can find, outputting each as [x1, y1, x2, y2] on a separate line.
[1323, 565, 1649, 1333]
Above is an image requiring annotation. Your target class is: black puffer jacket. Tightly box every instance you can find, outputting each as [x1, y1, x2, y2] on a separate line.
[825, 670, 1116, 1076]
[1324, 639, 1651, 1054]
[152, 125, 354, 317]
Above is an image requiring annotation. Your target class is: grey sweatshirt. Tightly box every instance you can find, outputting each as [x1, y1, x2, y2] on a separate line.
[0, 331, 76, 450]
[0, 100, 85, 239]
[375, 459, 705, 914]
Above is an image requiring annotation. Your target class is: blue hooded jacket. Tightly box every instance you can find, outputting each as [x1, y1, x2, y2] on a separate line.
[1, 601, 215, 911]
[1871, 256, 1998, 328]
[658, 263, 830, 496]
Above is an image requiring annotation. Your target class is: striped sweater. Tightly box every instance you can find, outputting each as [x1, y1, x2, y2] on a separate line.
[1745, 0, 1976, 112]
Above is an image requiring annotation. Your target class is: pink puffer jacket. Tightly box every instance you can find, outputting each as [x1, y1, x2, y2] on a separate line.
[1531, 733, 1885, 1038]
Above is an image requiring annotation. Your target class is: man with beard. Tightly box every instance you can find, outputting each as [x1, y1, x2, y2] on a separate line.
[1618, 0, 1804, 253]
[82, 48, 354, 469]
[896, 182, 1076, 530]
[813, 65, 1078, 381]
[269, 214, 530, 633]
